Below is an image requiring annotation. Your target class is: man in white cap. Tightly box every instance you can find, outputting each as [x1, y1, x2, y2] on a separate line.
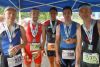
[0, 6, 27, 67]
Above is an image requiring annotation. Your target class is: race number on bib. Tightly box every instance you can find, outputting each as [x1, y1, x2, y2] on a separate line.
[48, 44, 55, 51]
[62, 50, 75, 59]
[30, 43, 40, 51]
[7, 54, 22, 67]
[83, 52, 99, 64]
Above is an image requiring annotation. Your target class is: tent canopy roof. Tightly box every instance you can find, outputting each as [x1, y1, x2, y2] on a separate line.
[0, 0, 100, 12]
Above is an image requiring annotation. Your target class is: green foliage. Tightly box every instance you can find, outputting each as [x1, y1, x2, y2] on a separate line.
[0, 7, 4, 14]
[39, 12, 50, 22]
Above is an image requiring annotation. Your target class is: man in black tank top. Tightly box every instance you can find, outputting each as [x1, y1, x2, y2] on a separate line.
[75, 3, 100, 67]
[43, 7, 61, 67]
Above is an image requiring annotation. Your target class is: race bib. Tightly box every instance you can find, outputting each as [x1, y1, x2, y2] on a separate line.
[30, 43, 40, 51]
[62, 50, 75, 59]
[83, 52, 99, 64]
[48, 44, 55, 51]
[7, 54, 22, 67]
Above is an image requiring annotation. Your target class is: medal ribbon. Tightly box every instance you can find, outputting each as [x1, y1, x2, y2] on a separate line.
[82, 20, 95, 44]
[3, 22, 15, 44]
[30, 21, 38, 37]
[50, 20, 57, 34]
[64, 23, 72, 39]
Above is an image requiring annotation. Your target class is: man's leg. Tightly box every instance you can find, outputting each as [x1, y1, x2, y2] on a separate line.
[60, 59, 69, 67]
[69, 60, 75, 67]
[1, 55, 8, 67]
[47, 51, 55, 67]
[54, 57, 60, 67]
[34, 52, 42, 67]
[80, 62, 88, 67]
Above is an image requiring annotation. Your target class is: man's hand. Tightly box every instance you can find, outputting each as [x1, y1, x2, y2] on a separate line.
[56, 55, 61, 64]
[75, 63, 80, 67]
[22, 52, 31, 62]
[33, 50, 41, 59]
[8, 45, 21, 56]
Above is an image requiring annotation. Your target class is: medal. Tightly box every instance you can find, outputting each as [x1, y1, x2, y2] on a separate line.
[88, 44, 93, 50]
[30, 21, 38, 42]
[52, 34, 55, 38]
[64, 23, 72, 40]
[50, 19, 57, 35]
[31, 24, 38, 37]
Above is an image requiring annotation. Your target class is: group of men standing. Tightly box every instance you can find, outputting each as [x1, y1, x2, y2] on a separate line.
[0, 3, 100, 67]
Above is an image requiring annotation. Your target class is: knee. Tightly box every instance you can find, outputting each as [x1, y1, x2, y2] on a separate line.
[49, 57, 54, 63]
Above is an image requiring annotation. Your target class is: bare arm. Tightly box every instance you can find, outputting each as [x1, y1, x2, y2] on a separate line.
[55, 25, 60, 57]
[20, 26, 27, 48]
[40, 25, 46, 50]
[20, 26, 27, 54]
[97, 20, 100, 36]
[75, 24, 82, 66]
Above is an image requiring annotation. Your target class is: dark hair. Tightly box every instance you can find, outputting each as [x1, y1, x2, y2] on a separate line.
[49, 7, 57, 12]
[78, 3, 91, 9]
[63, 6, 72, 14]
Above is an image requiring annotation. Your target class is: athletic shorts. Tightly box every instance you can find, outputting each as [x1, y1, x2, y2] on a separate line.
[61, 59, 75, 67]
[80, 61, 99, 67]
[47, 50, 56, 57]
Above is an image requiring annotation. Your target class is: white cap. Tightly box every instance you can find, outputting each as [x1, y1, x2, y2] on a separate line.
[4, 6, 17, 12]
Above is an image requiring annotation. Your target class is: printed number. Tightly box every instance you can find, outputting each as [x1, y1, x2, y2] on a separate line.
[15, 56, 21, 63]
[34, 45, 39, 49]
[84, 55, 99, 63]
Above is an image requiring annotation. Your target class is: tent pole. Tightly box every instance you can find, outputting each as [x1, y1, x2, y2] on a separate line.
[18, 10, 21, 25]
[72, 0, 78, 9]
[18, 0, 21, 25]
[9, 0, 18, 9]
